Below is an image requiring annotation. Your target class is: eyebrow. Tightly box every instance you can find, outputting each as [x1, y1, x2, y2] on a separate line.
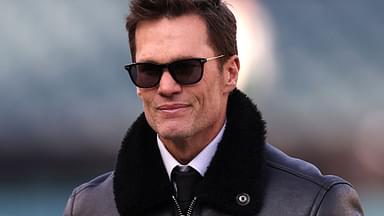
[136, 56, 198, 64]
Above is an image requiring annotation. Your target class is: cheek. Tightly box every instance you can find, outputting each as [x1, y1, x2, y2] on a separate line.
[200, 85, 221, 112]
[207, 79, 226, 111]
[136, 90, 153, 113]
[137, 88, 152, 102]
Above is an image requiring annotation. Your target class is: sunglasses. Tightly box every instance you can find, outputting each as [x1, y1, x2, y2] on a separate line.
[124, 55, 225, 88]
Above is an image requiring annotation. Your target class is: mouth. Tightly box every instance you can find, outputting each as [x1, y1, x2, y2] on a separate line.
[157, 103, 190, 113]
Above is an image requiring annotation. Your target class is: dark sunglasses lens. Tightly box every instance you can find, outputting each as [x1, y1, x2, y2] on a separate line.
[170, 59, 203, 85]
[128, 63, 162, 88]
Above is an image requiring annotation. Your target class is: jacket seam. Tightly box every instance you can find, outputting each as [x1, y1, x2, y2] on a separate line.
[309, 186, 327, 215]
[68, 182, 103, 216]
[266, 160, 335, 189]
[310, 182, 350, 215]
[74, 182, 101, 195]
[72, 172, 112, 197]
[69, 191, 76, 216]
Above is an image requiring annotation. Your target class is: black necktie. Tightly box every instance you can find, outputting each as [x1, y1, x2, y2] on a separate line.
[171, 166, 202, 213]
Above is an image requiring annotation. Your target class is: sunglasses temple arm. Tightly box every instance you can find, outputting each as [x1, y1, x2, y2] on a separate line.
[205, 54, 225, 61]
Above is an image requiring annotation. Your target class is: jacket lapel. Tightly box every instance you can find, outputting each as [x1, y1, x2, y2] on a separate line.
[114, 89, 267, 216]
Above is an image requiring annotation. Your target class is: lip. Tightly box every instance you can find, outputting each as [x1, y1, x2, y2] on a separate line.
[156, 103, 190, 113]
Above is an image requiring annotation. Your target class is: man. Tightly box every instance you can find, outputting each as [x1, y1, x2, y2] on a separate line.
[64, 0, 364, 215]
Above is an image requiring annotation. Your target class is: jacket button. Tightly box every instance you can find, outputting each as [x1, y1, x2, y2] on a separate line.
[236, 193, 250, 206]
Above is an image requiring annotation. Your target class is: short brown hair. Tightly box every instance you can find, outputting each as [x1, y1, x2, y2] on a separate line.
[126, 0, 238, 63]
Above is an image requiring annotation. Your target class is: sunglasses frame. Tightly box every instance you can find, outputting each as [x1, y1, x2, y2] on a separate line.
[124, 54, 225, 88]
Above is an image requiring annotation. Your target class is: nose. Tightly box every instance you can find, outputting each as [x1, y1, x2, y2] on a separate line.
[157, 70, 182, 96]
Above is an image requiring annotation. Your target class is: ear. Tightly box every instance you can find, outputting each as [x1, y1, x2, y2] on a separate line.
[222, 55, 240, 93]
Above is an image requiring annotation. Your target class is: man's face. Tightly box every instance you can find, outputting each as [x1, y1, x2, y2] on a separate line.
[134, 14, 238, 145]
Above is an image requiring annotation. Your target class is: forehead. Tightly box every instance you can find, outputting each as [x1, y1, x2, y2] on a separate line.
[134, 14, 214, 63]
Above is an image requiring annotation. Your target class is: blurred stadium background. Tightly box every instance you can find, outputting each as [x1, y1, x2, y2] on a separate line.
[0, 0, 383, 215]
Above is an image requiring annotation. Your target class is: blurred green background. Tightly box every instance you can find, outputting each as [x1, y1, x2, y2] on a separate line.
[1, 0, 383, 215]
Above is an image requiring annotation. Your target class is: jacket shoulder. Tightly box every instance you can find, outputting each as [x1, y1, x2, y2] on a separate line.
[64, 171, 119, 216]
[261, 144, 364, 215]
[265, 144, 343, 188]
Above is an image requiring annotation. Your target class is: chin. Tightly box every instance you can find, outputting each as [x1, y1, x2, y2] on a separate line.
[158, 127, 191, 141]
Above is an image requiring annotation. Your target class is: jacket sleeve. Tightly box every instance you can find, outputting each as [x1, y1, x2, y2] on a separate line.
[316, 183, 364, 216]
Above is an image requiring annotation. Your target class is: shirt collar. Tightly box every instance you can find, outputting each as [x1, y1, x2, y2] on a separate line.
[157, 122, 226, 179]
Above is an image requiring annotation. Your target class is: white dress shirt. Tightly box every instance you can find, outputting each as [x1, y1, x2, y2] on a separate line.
[157, 123, 226, 179]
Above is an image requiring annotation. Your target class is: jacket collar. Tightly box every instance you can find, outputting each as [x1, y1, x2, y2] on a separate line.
[114, 89, 267, 216]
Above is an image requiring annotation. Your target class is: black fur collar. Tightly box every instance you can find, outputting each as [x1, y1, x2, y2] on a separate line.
[114, 89, 267, 215]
